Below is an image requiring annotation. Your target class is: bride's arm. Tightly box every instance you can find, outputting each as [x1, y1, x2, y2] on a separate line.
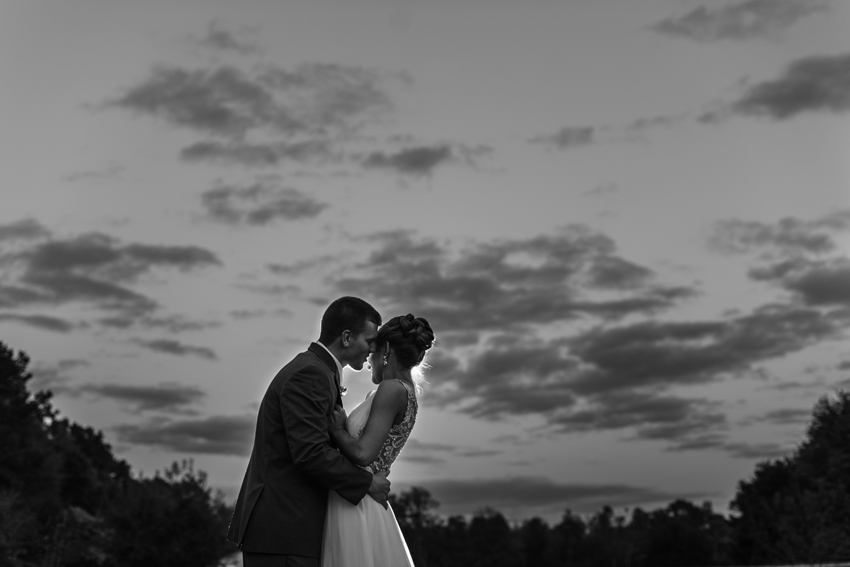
[331, 380, 407, 467]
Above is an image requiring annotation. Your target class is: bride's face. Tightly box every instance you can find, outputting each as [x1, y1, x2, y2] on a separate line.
[368, 345, 386, 385]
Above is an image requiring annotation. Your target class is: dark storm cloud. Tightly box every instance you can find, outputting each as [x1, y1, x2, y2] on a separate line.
[652, 0, 829, 42]
[529, 127, 595, 149]
[201, 181, 327, 225]
[79, 382, 206, 413]
[362, 145, 452, 177]
[732, 52, 850, 119]
[0, 218, 51, 241]
[0, 313, 74, 332]
[197, 22, 260, 55]
[113, 414, 254, 456]
[109, 63, 399, 165]
[0, 231, 220, 321]
[132, 339, 217, 360]
[401, 476, 711, 517]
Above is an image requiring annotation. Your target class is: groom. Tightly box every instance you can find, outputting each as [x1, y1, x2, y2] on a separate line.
[227, 296, 390, 567]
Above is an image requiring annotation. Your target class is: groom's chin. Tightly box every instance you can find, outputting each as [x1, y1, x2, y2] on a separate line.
[349, 361, 364, 371]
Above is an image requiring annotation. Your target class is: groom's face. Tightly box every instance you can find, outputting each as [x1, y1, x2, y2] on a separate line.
[344, 320, 379, 371]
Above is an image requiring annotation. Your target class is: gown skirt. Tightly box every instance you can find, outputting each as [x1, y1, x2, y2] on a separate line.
[321, 489, 414, 567]
[320, 390, 414, 567]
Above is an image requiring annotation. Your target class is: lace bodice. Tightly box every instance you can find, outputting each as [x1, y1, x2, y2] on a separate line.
[345, 380, 417, 475]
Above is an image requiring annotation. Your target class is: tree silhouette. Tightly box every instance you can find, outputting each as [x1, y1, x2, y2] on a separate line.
[0, 341, 234, 566]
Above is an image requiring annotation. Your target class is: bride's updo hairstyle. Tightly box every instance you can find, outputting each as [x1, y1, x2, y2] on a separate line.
[376, 314, 435, 393]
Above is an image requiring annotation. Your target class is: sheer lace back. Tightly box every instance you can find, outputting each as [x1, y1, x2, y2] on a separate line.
[345, 380, 417, 475]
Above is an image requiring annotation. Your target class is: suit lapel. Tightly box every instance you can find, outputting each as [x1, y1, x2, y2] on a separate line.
[308, 342, 342, 401]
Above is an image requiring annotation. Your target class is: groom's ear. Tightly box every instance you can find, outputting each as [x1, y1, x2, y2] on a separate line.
[341, 330, 352, 347]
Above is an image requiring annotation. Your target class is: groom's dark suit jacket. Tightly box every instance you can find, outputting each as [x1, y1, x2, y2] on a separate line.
[227, 343, 373, 558]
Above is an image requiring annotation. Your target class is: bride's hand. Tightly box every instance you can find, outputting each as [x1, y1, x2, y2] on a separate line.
[330, 405, 347, 436]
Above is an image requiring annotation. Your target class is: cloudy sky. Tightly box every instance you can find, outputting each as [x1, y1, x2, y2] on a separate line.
[2, 0, 850, 522]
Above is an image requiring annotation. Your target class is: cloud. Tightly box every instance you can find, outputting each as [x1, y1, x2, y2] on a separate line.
[29, 359, 90, 394]
[79, 382, 206, 413]
[732, 52, 850, 119]
[551, 392, 726, 437]
[98, 314, 220, 333]
[268, 254, 340, 275]
[397, 476, 712, 518]
[0, 313, 74, 332]
[724, 441, 793, 459]
[197, 22, 261, 55]
[0, 229, 220, 321]
[711, 211, 850, 306]
[399, 438, 503, 465]
[780, 262, 850, 306]
[745, 407, 812, 425]
[0, 218, 51, 241]
[420, 301, 846, 446]
[333, 227, 694, 334]
[201, 181, 328, 224]
[113, 414, 255, 456]
[582, 182, 619, 198]
[325, 224, 849, 446]
[652, 0, 829, 42]
[64, 163, 124, 184]
[711, 212, 850, 255]
[181, 139, 333, 166]
[109, 63, 400, 164]
[229, 308, 292, 320]
[132, 339, 217, 360]
[567, 304, 849, 394]
[361, 145, 453, 177]
[529, 127, 595, 149]
[233, 282, 301, 296]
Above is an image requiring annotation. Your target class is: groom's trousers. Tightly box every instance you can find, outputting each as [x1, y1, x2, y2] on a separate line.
[243, 552, 319, 567]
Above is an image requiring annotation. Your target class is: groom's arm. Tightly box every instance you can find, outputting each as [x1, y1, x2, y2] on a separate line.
[280, 365, 374, 505]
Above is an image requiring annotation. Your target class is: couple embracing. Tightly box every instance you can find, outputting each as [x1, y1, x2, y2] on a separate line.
[227, 297, 436, 567]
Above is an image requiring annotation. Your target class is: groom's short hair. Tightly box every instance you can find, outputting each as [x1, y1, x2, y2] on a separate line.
[319, 297, 382, 344]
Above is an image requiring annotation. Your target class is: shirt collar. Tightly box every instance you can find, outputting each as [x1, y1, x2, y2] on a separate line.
[315, 341, 344, 379]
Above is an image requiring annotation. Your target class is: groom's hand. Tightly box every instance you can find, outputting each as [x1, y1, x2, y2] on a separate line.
[367, 471, 390, 509]
[330, 405, 347, 437]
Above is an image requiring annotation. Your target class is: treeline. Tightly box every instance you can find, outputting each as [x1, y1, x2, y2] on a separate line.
[390, 388, 850, 567]
[0, 342, 235, 567]
[3, 340, 849, 566]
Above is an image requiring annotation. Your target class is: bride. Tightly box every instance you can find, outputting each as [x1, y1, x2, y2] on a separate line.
[321, 314, 435, 567]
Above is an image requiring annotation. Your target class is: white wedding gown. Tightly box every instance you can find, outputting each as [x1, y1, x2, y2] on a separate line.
[321, 382, 417, 567]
